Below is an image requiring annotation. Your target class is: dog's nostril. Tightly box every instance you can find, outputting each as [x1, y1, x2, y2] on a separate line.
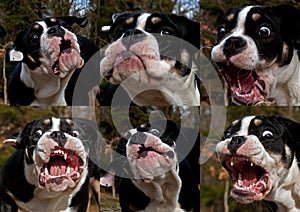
[223, 36, 247, 59]
[130, 132, 147, 144]
[47, 26, 65, 37]
[50, 131, 67, 146]
[228, 136, 246, 153]
[164, 151, 174, 159]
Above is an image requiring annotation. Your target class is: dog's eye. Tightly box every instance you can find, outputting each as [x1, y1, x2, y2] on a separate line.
[223, 130, 231, 139]
[160, 29, 171, 36]
[36, 129, 43, 137]
[218, 27, 226, 37]
[30, 34, 40, 43]
[259, 26, 271, 36]
[72, 130, 79, 137]
[262, 130, 273, 138]
[150, 129, 160, 135]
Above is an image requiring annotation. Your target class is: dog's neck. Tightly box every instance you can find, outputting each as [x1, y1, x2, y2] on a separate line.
[122, 68, 199, 106]
[133, 169, 183, 212]
[265, 159, 300, 211]
[268, 50, 300, 105]
[21, 62, 73, 106]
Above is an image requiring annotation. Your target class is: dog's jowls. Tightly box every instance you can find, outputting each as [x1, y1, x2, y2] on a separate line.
[0, 117, 99, 212]
[216, 115, 300, 211]
[101, 120, 200, 212]
[100, 12, 200, 106]
[211, 5, 300, 106]
[7, 17, 99, 106]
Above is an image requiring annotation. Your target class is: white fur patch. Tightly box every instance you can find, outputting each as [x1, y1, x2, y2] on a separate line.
[9, 49, 23, 61]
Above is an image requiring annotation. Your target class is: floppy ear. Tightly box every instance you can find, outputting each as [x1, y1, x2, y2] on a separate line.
[272, 4, 300, 49]
[3, 132, 20, 148]
[7, 48, 24, 62]
[57, 16, 88, 28]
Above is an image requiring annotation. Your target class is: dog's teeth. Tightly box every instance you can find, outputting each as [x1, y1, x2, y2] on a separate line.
[250, 162, 254, 167]
[67, 167, 71, 174]
[238, 173, 242, 180]
[45, 167, 49, 175]
[238, 179, 243, 187]
[64, 153, 67, 160]
[230, 161, 234, 166]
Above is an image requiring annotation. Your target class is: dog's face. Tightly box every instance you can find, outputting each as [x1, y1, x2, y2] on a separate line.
[12, 117, 97, 193]
[125, 120, 179, 181]
[9, 17, 86, 78]
[216, 115, 300, 204]
[100, 12, 199, 85]
[211, 5, 300, 105]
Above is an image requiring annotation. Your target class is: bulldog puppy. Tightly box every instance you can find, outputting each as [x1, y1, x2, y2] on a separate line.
[216, 115, 300, 211]
[100, 12, 200, 106]
[0, 117, 100, 212]
[7, 17, 99, 106]
[211, 5, 300, 105]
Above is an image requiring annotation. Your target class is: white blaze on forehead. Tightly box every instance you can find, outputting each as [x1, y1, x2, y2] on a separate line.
[51, 117, 61, 131]
[136, 13, 151, 30]
[237, 116, 255, 136]
[232, 6, 254, 36]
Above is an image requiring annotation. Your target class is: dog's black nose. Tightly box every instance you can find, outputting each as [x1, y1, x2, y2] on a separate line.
[223, 36, 247, 59]
[47, 25, 65, 37]
[50, 131, 67, 147]
[228, 136, 246, 153]
[121, 29, 146, 48]
[129, 132, 147, 145]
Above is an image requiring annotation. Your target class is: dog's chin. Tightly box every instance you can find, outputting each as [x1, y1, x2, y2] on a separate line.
[221, 156, 271, 203]
[219, 62, 269, 105]
[38, 147, 85, 192]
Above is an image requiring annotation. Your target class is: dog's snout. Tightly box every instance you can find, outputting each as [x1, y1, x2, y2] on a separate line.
[129, 132, 147, 145]
[223, 37, 247, 59]
[47, 25, 65, 37]
[121, 29, 146, 48]
[50, 131, 67, 146]
[228, 136, 246, 153]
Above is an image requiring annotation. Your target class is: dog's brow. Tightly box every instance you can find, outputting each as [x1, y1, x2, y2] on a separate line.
[151, 17, 161, 24]
[252, 13, 261, 21]
[126, 17, 134, 25]
[226, 13, 235, 22]
[232, 120, 239, 126]
[66, 119, 73, 125]
[254, 119, 263, 126]
[33, 24, 41, 30]
[43, 119, 51, 125]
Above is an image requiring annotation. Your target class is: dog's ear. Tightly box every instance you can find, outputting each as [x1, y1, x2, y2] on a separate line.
[3, 132, 20, 148]
[7, 48, 23, 62]
[57, 16, 88, 28]
[272, 4, 300, 49]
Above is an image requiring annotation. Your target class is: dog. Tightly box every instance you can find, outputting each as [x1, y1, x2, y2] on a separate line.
[100, 120, 200, 211]
[100, 12, 200, 106]
[0, 117, 100, 212]
[7, 16, 99, 106]
[216, 115, 300, 211]
[211, 4, 300, 106]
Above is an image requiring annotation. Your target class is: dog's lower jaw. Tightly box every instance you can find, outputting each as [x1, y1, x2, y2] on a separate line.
[133, 169, 184, 212]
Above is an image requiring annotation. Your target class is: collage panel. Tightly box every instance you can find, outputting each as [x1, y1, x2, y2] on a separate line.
[200, 0, 300, 211]
[0, 1, 201, 212]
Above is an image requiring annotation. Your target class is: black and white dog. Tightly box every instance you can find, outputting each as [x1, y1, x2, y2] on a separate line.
[7, 17, 99, 106]
[0, 117, 100, 212]
[211, 5, 300, 105]
[216, 115, 300, 211]
[101, 120, 199, 211]
[100, 12, 200, 106]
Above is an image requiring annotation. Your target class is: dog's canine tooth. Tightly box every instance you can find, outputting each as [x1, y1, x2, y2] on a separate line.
[250, 162, 254, 167]
[64, 153, 67, 160]
[230, 161, 234, 166]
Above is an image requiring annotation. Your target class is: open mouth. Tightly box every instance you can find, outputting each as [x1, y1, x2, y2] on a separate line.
[39, 147, 84, 187]
[51, 39, 72, 75]
[222, 156, 269, 201]
[219, 63, 268, 105]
